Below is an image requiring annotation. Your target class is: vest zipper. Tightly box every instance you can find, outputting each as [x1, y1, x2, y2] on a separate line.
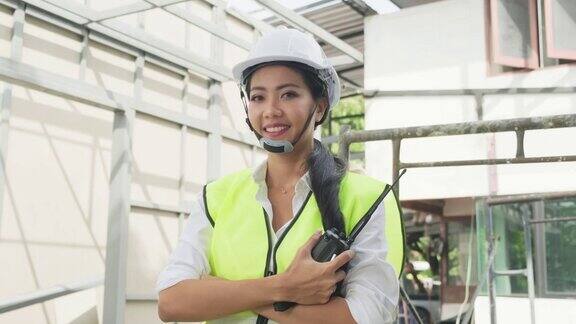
[257, 208, 274, 324]
[262, 208, 273, 277]
[256, 190, 312, 324]
[271, 190, 313, 275]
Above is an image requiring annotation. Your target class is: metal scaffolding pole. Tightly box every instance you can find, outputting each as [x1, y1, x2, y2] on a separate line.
[143, 0, 252, 51]
[102, 108, 133, 324]
[522, 213, 536, 324]
[102, 53, 140, 324]
[486, 206, 497, 324]
[0, 1, 24, 242]
[91, 0, 189, 22]
[207, 3, 224, 182]
[0, 277, 104, 314]
[178, 1, 192, 236]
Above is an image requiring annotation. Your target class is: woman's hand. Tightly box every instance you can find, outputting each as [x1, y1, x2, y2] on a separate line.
[278, 231, 355, 305]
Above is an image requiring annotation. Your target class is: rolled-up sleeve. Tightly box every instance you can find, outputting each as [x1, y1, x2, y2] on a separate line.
[156, 192, 213, 293]
[343, 200, 399, 324]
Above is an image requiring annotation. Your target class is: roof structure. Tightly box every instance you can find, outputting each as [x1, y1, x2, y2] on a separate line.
[3, 0, 443, 98]
[233, 0, 442, 97]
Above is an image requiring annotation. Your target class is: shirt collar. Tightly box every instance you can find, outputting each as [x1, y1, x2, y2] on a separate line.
[251, 159, 312, 191]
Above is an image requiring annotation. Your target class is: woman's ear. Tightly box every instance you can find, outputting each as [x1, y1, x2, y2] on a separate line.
[315, 97, 329, 123]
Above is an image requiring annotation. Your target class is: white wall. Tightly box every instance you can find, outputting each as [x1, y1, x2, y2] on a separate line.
[1, 8, 112, 323]
[364, 0, 576, 200]
[0, 1, 265, 323]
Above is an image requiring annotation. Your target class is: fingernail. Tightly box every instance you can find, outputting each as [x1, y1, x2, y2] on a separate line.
[348, 251, 355, 258]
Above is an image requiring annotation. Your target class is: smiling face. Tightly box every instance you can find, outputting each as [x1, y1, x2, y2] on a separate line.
[246, 64, 327, 151]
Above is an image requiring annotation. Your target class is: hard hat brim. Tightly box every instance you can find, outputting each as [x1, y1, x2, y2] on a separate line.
[232, 55, 325, 84]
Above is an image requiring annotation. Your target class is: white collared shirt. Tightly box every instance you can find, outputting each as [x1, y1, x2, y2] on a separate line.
[156, 160, 399, 323]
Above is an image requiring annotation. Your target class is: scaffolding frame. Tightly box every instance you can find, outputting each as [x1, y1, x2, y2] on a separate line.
[336, 88, 576, 323]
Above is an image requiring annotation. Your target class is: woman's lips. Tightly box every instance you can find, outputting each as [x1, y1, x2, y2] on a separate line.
[263, 125, 291, 139]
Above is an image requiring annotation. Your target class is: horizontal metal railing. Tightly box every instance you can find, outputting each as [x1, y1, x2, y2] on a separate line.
[0, 276, 103, 314]
[338, 113, 576, 163]
[326, 115, 576, 147]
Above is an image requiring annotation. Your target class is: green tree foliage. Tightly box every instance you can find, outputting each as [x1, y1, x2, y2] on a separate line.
[321, 95, 365, 156]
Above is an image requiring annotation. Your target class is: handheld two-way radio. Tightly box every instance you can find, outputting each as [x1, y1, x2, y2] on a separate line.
[273, 169, 407, 312]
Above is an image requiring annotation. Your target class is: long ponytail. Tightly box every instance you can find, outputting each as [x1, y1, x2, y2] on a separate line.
[307, 139, 348, 235]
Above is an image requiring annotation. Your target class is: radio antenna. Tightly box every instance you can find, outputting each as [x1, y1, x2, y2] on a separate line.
[346, 169, 407, 245]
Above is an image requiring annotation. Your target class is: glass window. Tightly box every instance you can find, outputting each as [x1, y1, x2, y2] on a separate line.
[544, 198, 576, 294]
[403, 226, 442, 300]
[447, 220, 477, 286]
[494, 203, 531, 295]
[476, 201, 530, 296]
[477, 197, 576, 298]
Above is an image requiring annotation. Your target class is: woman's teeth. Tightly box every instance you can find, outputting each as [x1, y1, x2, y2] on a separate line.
[266, 126, 289, 132]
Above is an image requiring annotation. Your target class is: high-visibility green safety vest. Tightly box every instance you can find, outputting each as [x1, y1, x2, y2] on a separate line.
[202, 169, 405, 322]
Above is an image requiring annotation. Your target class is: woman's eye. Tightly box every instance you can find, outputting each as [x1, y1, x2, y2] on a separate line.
[250, 95, 263, 102]
[281, 92, 298, 100]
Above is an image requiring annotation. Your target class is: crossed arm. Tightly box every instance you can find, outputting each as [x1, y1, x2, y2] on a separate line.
[157, 276, 355, 324]
[158, 232, 357, 324]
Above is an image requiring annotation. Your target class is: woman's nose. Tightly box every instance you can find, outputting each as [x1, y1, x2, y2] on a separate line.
[262, 97, 282, 118]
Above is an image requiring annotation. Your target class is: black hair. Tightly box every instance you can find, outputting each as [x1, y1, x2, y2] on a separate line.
[244, 61, 348, 234]
[308, 139, 348, 234]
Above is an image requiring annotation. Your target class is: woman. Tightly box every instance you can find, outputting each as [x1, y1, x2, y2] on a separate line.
[157, 27, 400, 323]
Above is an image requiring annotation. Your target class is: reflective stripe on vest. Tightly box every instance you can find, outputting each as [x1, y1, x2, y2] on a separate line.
[203, 169, 404, 322]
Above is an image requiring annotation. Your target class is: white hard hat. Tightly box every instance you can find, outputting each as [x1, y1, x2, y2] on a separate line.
[232, 27, 341, 114]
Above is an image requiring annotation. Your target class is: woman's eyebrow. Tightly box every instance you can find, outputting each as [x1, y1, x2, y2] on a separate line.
[250, 83, 301, 92]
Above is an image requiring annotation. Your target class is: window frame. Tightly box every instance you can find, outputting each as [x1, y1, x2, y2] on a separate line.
[543, 0, 576, 61]
[489, 0, 540, 69]
[487, 0, 576, 71]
